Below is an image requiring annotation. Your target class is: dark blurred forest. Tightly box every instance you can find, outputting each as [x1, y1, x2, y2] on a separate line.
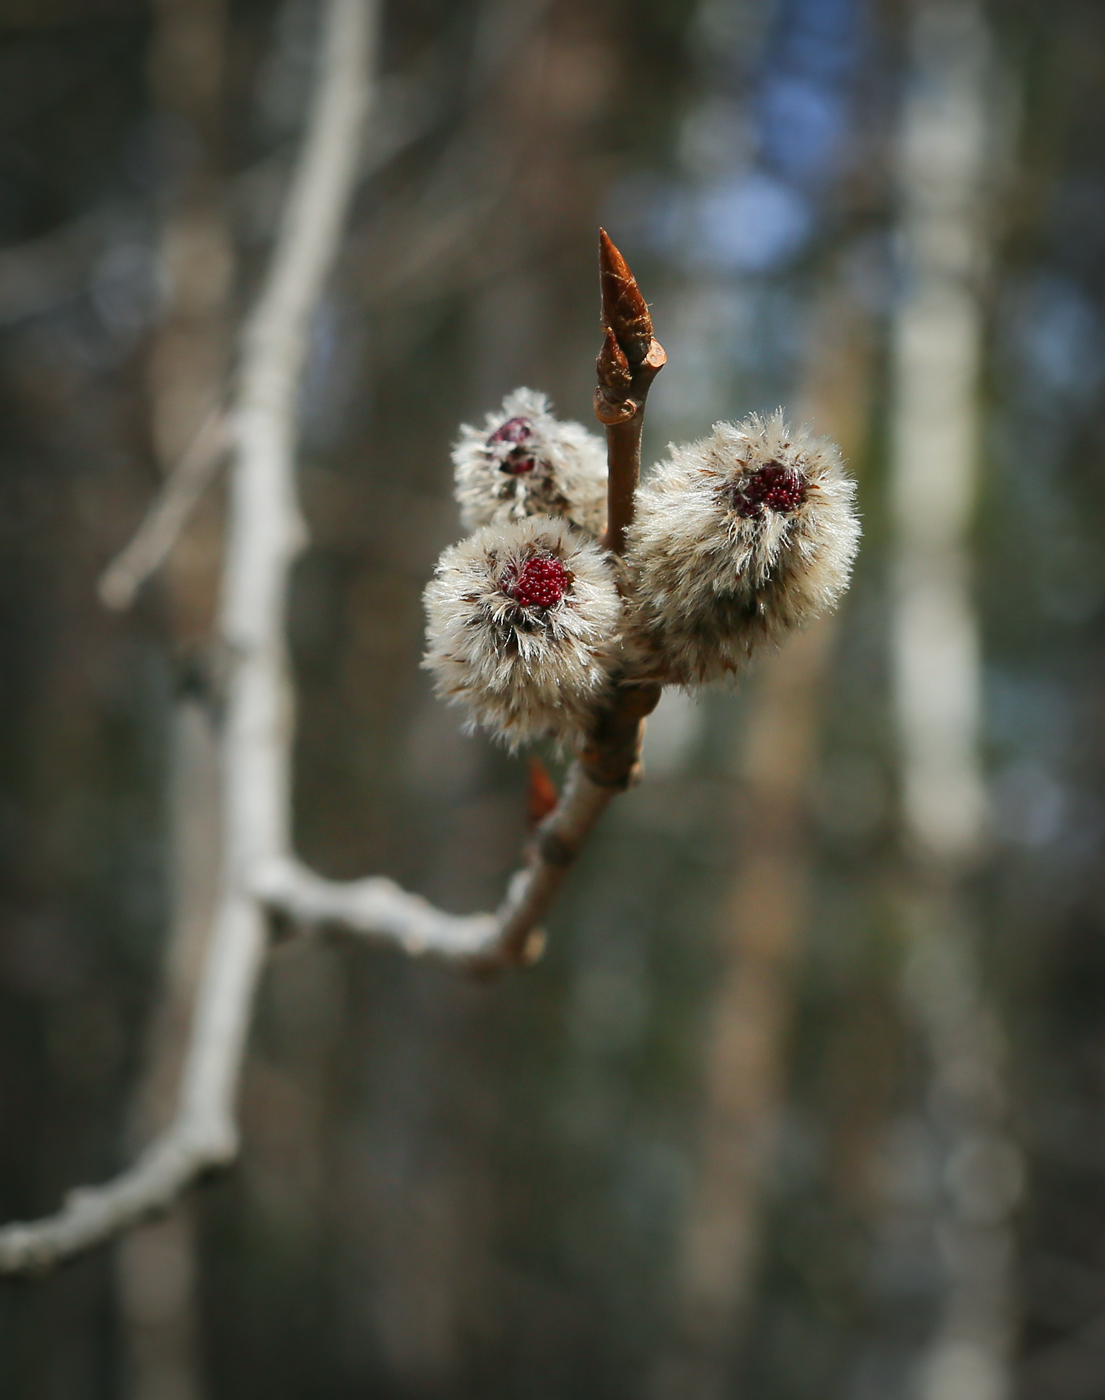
[2, 0, 1105, 1397]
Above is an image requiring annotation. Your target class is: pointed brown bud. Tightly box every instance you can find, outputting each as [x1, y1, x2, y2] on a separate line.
[596, 326, 632, 395]
[527, 757, 559, 827]
[594, 229, 666, 556]
[598, 229, 653, 366]
[596, 324, 641, 425]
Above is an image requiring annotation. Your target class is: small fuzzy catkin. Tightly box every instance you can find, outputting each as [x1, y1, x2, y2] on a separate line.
[452, 388, 608, 537]
[625, 412, 860, 685]
[423, 516, 622, 749]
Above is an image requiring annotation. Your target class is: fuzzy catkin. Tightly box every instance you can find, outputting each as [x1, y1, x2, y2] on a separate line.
[423, 516, 622, 750]
[452, 388, 608, 538]
[624, 412, 860, 684]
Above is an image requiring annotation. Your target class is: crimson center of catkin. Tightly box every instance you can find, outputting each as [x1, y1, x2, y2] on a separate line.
[502, 454, 536, 475]
[488, 416, 537, 475]
[733, 462, 807, 518]
[488, 416, 532, 445]
[503, 555, 569, 609]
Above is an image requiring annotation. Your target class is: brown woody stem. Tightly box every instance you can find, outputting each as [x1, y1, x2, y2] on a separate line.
[471, 767, 616, 973]
[471, 233, 666, 973]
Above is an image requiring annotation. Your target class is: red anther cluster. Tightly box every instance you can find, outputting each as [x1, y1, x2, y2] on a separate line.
[732, 462, 806, 518]
[488, 416, 532, 445]
[503, 554, 569, 610]
[502, 454, 536, 475]
[488, 416, 537, 474]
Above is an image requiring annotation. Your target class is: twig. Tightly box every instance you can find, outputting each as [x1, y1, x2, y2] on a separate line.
[98, 30, 455, 619]
[255, 857, 499, 957]
[99, 408, 229, 611]
[0, 0, 378, 1273]
[474, 768, 617, 971]
[0, 1134, 230, 1273]
[471, 726, 653, 971]
[260, 718, 650, 975]
[453, 233, 667, 973]
[264, 680, 657, 976]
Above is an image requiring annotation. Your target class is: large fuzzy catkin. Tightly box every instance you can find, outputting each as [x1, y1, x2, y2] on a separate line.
[452, 388, 608, 537]
[625, 412, 860, 684]
[423, 516, 622, 749]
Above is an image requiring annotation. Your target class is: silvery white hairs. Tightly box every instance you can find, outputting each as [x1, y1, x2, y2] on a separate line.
[452, 388, 608, 538]
[423, 515, 622, 750]
[425, 396, 860, 748]
[625, 412, 860, 685]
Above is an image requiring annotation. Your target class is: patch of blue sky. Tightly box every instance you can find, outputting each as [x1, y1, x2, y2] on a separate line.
[755, 76, 848, 186]
[694, 172, 813, 274]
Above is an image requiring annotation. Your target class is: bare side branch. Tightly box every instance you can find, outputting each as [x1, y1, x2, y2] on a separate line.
[255, 857, 499, 957]
[0, 1132, 233, 1274]
[99, 408, 229, 611]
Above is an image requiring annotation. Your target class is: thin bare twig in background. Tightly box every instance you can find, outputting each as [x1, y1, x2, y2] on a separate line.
[97, 0, 551, 616]
[98, 407, 228, 611]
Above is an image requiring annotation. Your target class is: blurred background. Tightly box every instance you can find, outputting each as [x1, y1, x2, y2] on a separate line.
[0, 0, 1103, 1396]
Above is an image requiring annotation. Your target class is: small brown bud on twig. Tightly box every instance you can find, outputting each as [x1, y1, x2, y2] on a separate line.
[595, 329, 639, 427]
[527, 758, 559, 827]
[594, 231, 667, 429]
[597, 326, 633, 396]
[593, 231, 667, 557]
[599, 227, 654, 365]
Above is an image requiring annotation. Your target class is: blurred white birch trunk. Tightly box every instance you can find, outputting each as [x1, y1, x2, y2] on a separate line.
[889, 5, 1022, 1398]
[655, 277, 875, 1400]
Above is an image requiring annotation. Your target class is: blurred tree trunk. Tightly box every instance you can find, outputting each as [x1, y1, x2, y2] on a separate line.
[115, 1, 232, 1395]
[887, 5, 1021, 1399]
[657, 271, 876, 1400]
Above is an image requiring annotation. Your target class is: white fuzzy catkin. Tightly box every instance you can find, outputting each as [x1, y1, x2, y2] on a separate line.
[423, 516, 623, 749]
[625, 412, 860, 684]
[452, 388, 608, 537]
